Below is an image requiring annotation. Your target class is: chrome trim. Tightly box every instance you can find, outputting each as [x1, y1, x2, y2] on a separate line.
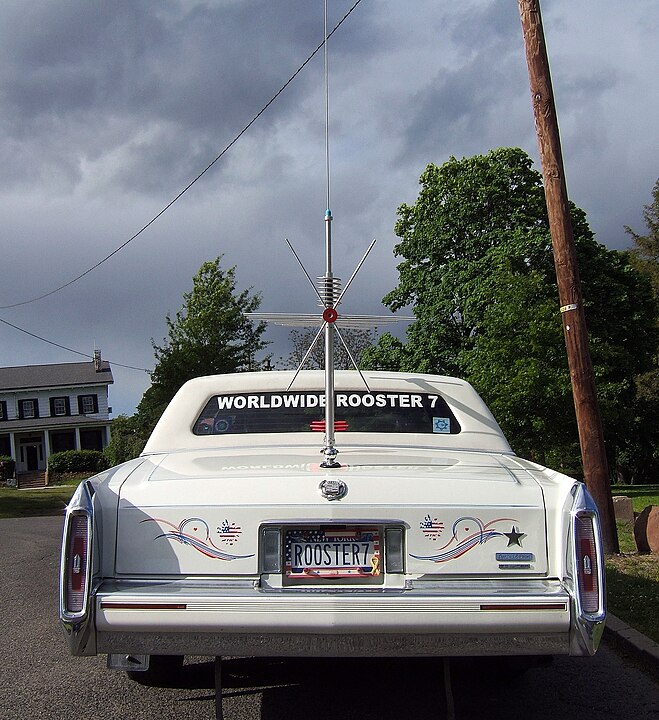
[319, 478, 348, 500]
[566, 483, 607, 655]
[93, 577, 577, 656]
[59, 480, 97, 655]
[258, 520, 406, 579]
[259, 518, 409, 527]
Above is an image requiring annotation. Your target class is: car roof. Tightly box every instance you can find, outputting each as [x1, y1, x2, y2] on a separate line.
[142, 370, 513, 455]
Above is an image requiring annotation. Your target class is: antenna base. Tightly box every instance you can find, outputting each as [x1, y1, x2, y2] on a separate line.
[320, 445, 340, 469]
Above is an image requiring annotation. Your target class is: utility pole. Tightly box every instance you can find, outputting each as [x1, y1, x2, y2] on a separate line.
[518, 0, 618, 553]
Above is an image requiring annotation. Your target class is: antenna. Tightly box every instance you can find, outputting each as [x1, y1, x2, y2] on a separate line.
[324, 0, 331, 215]
[248, 1, 412, 468]
[320, 0, 339, 466]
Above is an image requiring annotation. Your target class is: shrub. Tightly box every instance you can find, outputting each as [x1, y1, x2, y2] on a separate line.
[104, 414, 148, 466]
[48, 450, 110, 475]
[0, 455, 15, 482]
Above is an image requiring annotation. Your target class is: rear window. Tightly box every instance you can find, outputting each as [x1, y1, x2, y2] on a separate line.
[193, 391, 461, 435]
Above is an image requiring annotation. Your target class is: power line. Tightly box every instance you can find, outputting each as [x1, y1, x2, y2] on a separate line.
[0, 1, 364, 370]
[0, 316, 150, 372]
[0, 0, 364, 312]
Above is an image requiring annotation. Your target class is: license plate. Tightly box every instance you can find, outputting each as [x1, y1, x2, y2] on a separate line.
[285, 527, 381, 579]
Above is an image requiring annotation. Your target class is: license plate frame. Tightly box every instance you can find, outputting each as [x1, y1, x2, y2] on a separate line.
[284, 526, 382, 582]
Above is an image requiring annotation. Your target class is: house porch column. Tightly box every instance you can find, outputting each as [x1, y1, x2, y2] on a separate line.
[44, 429, 51, 460]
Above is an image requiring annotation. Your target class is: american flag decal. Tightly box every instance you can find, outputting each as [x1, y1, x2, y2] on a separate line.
[420, 514, 444, 541]
[411, 516, 521, 564]
[142, 517, 253, 561]
[217, 519, 242, 546]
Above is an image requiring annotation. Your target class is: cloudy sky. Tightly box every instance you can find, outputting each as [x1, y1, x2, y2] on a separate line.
[0, 0, 657, 416]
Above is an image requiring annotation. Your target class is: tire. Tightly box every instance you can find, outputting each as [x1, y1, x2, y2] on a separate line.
[126, 654, 184, 687]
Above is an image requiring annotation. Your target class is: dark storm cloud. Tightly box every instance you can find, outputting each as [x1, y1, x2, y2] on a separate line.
[0, 0, 656, 415]
[0, 0, 369, 194]
[399, 52, 526, 165]
[394, 0, 529, 166]
[450, 0, 521, 48]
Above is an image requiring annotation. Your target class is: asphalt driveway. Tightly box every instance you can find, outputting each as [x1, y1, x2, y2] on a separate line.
[2, 516, 658, 720]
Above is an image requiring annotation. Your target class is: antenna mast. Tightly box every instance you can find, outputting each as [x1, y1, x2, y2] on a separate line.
[321, 0, 339, 467]
[246, 1, 412, 467]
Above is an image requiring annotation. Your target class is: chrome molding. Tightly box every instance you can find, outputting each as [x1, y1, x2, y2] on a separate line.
[566, 483, 606, 655]
[59, 480, 97, 656]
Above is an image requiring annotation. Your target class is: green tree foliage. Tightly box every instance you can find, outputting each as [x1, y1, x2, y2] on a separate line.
[0, 455, 15, 482]
[113, 257, 268, 462]
[48, 450, 109, 474]
[142, 257, 267, 419]
[621, 178, 659, 482]
[628, 179, 659, 293]
[363, 148, 657, 479]
[104, 414, 151, 466]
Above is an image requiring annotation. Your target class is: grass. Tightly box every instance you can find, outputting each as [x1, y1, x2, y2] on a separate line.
[47, 471, 93, 487]
[2, 481, 658, 643]
[0, 485, 76, 519]
[606, 485, 659, 644]
[0, 472, 92, 519]
[610, 484, 659, 507]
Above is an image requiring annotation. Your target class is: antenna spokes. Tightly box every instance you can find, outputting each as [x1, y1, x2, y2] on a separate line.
[248, 230, 412, 468]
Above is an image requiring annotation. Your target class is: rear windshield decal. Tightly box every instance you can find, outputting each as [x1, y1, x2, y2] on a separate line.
[194, 391, 461, 436]
[432, 417, 451, 433]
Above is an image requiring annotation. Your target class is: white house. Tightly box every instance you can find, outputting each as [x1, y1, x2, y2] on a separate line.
[0, 352, 113, 481]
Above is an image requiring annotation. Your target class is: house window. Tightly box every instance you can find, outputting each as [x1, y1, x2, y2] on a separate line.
[78, 394, 99, 415]
[19, 399, 39, 419]
[0, 401, 6, 421]
[50, 397, 70, 417]
[80, 428, 104, 451]
[51, 430, 76, 454]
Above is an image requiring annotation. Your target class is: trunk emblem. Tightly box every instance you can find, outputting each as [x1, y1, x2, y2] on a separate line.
[319, 478, 347, 500]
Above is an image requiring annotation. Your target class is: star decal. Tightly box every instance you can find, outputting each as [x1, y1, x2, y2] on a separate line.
[503, 525, 526, 547]
[433, 418, 449, 432]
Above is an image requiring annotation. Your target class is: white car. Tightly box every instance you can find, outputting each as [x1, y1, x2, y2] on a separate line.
[60, 370, 605, 684]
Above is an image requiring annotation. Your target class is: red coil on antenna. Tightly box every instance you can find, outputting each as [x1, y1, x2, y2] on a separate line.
[322, 307, 338, 323]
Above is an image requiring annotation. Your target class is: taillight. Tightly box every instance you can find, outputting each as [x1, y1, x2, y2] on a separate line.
[64, 513, 90, 614]
[575, 513, 600, 614]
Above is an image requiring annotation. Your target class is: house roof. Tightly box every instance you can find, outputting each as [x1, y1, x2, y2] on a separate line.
[0, 360, 114, 392]
[0, 415, 111, 432]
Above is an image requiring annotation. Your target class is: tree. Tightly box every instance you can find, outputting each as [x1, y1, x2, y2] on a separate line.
[281, 327, 374, 370]
[620, 178, 659, 483]
[104, 414, 147, 466]
[628, 179, 659, 293]
[138, 257, 268, 432]
[363, 148, 657, 478]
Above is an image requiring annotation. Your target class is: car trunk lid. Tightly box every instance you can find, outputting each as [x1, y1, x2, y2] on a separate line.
[115, 447, 548, 577]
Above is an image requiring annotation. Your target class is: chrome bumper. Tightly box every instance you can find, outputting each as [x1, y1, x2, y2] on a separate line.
[99, 629, 569, 658]
[73, 577, 604, 658]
